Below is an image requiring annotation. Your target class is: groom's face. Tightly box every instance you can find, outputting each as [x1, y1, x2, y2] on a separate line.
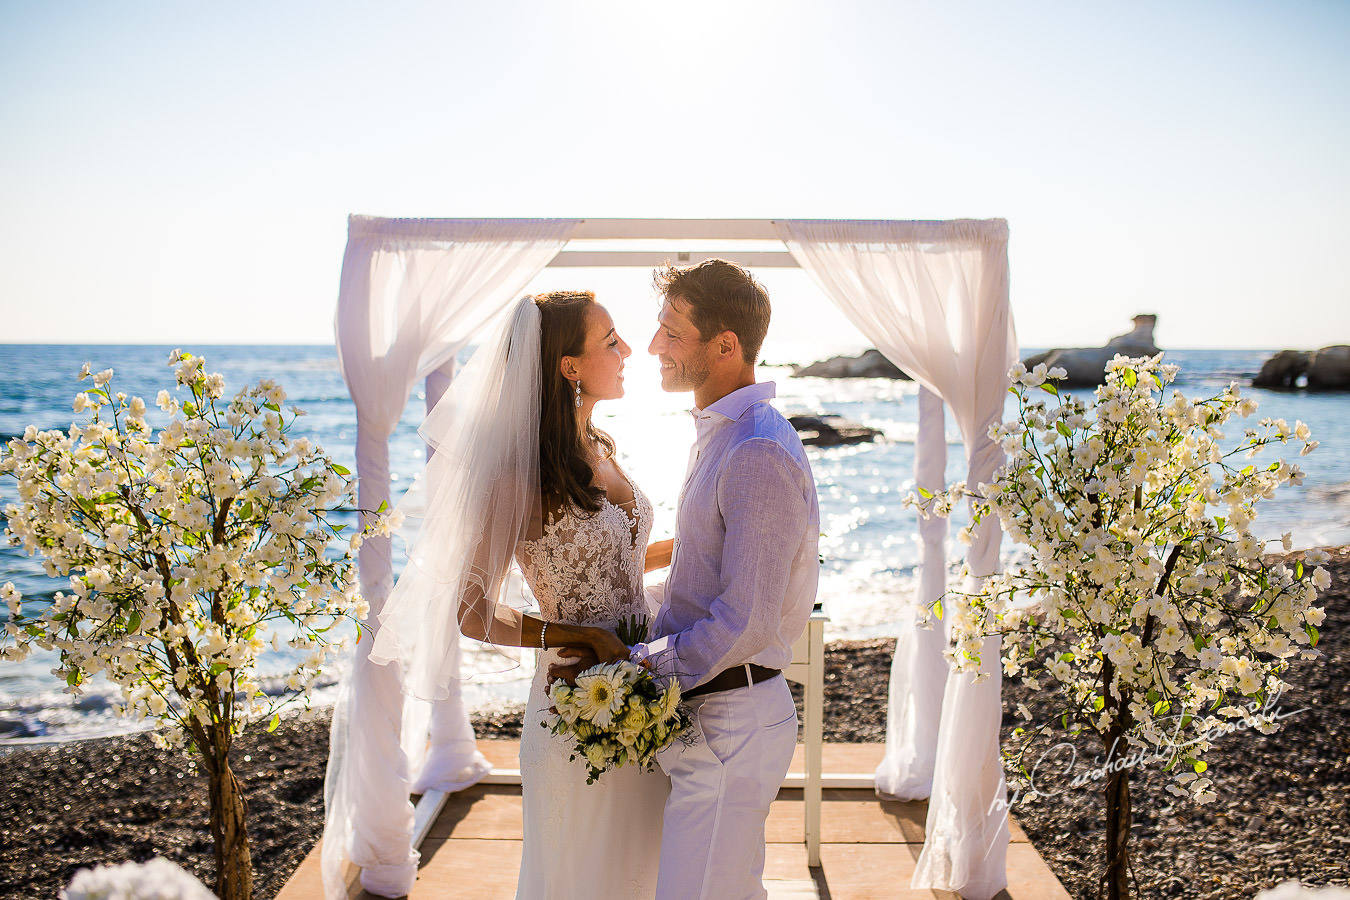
[649, 295, 712, 394]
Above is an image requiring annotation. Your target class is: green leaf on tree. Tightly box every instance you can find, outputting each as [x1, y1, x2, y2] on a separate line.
[1307, 623, 1319, 647]
[917, 486, 933, 499]
[268, 713, 281, 733]
[1122, 368, 1138, 388]
[332, 464, 350, 475]
[932, 599, 944, 620]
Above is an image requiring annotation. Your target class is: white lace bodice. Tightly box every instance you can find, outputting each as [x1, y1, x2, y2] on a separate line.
[516, 473, 653, 628]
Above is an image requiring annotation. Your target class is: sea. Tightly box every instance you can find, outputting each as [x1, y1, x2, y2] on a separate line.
[2, 343, 1347, 746]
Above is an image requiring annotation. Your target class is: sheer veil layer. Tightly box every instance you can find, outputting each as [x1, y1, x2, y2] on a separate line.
[368, 296, 542, 699]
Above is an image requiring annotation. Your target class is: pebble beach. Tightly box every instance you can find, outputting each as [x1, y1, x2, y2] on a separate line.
[2, 550, 1346, 899]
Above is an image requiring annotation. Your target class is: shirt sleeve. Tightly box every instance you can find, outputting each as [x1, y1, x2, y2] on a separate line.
[634, 437, 811, 690]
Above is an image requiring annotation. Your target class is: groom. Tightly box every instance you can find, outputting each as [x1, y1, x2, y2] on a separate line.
[633, 258, 820, 900]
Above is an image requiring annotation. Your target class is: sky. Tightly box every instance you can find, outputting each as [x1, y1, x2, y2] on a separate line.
[1, 0, 1348, 353]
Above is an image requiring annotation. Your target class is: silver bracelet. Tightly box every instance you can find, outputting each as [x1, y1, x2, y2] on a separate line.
[540, 621, 548, 651]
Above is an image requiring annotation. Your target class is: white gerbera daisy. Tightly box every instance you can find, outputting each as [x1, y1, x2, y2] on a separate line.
[573, 665, 628, 728]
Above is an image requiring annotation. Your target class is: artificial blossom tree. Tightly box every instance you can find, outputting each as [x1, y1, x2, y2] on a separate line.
[915, 355, 1328, 900]
[1, 352, 382, 900]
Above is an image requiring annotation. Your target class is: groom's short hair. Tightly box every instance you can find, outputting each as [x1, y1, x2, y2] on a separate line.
[654, 258, 770, 365]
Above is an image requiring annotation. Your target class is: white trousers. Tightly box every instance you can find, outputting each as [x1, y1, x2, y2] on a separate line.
[656, 674, 798, 900]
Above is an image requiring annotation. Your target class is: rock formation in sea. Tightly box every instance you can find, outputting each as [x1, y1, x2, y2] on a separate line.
[792, 348, 910, 379]
[1023, 314, 1160, 387]
[1253, 345, 1350, 391]
[787, 415, 883, 446]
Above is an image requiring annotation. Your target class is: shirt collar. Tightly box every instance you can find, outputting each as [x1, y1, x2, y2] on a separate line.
[691, 381, 777, 426]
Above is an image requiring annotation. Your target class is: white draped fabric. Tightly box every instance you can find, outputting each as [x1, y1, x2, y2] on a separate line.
[875, 386, 949, 799]
[777, 219, 1018, 899]
[322, 217, 579, 898]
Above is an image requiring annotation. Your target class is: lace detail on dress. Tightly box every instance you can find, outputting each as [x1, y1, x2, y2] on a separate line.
[516, 472, 653, 628]
[514, 470, 667, 900]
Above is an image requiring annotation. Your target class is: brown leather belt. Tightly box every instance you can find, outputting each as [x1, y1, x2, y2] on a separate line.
[683, 663, 781, 700]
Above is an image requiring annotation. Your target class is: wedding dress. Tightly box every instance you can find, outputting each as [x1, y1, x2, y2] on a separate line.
[513, 470, 669, 900]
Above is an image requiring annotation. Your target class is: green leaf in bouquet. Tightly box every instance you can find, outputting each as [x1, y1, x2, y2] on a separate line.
[615, 613, 649, 646]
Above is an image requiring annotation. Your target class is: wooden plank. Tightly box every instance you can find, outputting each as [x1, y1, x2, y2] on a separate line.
[278, 770, 1069, 900]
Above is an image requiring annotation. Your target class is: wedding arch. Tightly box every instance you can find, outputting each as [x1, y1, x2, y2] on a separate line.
[322, 216, 1019, 900]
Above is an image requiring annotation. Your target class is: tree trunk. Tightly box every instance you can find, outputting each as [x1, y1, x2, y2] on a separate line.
[1102, 730, 1132, 900]
[204, 741, 253, 900]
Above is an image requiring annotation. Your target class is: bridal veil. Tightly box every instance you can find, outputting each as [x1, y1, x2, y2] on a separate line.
[368, 295, 542, 698]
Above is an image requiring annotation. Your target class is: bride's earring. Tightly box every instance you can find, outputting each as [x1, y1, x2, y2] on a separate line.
[574, 380, 582, 408]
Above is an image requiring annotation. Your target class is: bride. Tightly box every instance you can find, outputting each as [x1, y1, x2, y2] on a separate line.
[370, 291, 670, 899]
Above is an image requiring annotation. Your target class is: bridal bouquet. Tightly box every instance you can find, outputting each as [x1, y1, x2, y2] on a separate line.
[545, 658, 692, 784]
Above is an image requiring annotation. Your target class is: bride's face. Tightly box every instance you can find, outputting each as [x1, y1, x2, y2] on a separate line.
[565, 303, 632, 403]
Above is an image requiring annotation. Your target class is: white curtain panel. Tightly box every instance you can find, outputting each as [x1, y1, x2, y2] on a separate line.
[323, 216, 579, 898]
[778, 219, 1018, 899]
[874, 386, 950, 800]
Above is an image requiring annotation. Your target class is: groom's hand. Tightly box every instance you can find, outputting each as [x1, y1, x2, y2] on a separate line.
[547, 646, 598, 686]
[587, 627, 631, 664]
[544, 623, 630, 684]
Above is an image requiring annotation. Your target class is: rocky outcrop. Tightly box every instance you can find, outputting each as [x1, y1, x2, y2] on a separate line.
[1252, 350, 1312, 389]
[1308, 345, 1350, 390]
[1254, 345, 1350, 391]
[793, 349, 910, 379]
[1023, 315, 1160, 387]
[788, 415, 883, 446]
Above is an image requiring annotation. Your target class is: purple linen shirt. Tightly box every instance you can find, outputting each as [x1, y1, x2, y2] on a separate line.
[633, 382, 820, 691]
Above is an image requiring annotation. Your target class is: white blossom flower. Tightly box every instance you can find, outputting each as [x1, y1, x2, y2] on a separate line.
[1, 355, 368, 763]
[61, 857, 215, 900]
[912, 354, 1325, 804]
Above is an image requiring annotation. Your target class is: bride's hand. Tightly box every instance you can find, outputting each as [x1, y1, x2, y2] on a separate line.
[548, 646, 598, 686]
[543, 623, 630, 684]
[586, 627, 631, 664]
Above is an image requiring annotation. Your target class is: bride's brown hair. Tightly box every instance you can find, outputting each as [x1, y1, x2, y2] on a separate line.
[535, 290, 615, 515]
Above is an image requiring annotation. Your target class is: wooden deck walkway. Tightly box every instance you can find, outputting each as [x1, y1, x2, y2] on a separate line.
[278, 741, 1070, 900]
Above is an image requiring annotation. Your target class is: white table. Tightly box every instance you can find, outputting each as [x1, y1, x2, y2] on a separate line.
[782, 604, 829, 866]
